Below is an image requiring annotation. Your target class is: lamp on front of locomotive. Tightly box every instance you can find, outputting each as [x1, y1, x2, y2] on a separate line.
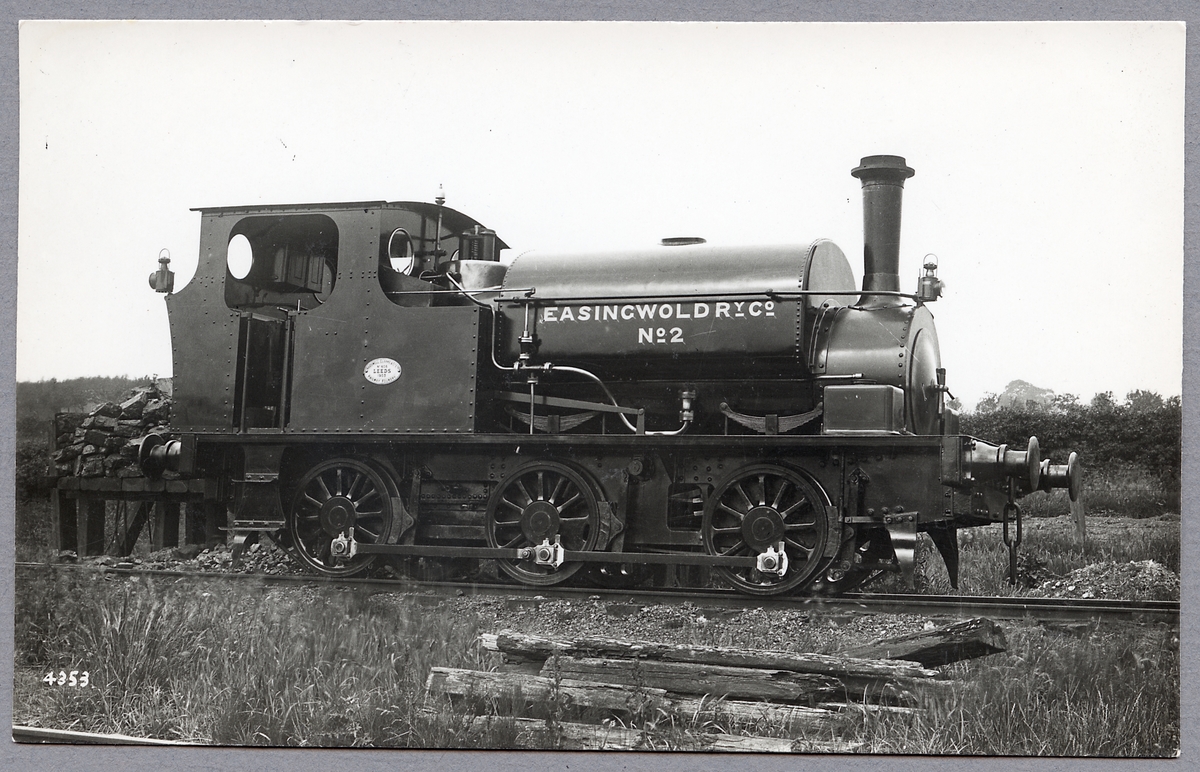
[916, 255, 944, 303]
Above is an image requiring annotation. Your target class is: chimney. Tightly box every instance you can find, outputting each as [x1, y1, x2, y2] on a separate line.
[851, 155, 915, 307]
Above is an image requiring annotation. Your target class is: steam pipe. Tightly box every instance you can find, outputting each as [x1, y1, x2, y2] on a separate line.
[852, 155, 915, 308]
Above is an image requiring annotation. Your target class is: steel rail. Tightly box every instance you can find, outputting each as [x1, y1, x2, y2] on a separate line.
[16, 562, 1178, 624]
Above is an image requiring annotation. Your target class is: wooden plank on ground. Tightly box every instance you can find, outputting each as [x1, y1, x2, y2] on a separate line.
[845, 617, 1006, 667]
[427, 667, 839, 730]
[458, 715, 860, 753]
[482, 631, 938, 679]
[541, 656, 839, 703]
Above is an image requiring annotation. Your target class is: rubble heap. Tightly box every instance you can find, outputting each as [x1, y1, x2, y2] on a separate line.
[51, 383, 172, 479]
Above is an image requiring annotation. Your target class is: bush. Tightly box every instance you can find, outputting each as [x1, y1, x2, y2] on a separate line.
[961, 392, 1180, 483]
[16, 439, 52, 503]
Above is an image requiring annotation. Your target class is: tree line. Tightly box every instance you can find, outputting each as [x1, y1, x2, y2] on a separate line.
[960, 389, 1181, 484]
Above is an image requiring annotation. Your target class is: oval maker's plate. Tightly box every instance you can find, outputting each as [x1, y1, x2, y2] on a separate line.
[364, 358, 402, 385]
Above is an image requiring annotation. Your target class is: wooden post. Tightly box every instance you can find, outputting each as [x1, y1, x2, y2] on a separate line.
[1071, 495, 1087, 541]
[51, 488, 77, 554]
[152, 502, 180, 551]
[119, 503, 152, 556]
[183, 502, 205, 545]
[81, 499, 106, 556]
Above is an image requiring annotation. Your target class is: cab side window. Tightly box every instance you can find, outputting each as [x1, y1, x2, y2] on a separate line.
[224, 214, 338, 311]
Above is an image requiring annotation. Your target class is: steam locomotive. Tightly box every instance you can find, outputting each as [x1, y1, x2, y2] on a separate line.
[140, 155, 1080, 595]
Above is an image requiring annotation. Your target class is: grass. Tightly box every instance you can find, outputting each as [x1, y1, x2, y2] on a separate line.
[14, 570, 500, 746]
[13, 564, 1179, 755]
[842, 623, 1179, 756]
[858, 466, 1180, 600]
[1021, 465, 1177, 520]
[864, 514, 1179, 598]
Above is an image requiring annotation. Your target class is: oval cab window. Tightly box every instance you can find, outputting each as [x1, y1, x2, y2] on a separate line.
[387, 229, 416, 275]
[227, 234, 254, 280]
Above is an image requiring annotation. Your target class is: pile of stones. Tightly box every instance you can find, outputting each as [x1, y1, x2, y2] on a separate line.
[50, 383, 172, 479]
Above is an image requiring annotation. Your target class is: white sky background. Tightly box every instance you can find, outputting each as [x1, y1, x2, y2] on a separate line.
[16, 20, 1184, 408]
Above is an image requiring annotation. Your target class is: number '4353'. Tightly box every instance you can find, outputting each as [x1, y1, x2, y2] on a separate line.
[43, 670, 89, 687]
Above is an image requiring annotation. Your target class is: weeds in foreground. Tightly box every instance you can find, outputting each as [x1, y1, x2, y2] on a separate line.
[14, 554, 1179, 755]
[842, 624, 1179, 757]
[15, 571, 490, 745]
[866, 513, 1178, 597]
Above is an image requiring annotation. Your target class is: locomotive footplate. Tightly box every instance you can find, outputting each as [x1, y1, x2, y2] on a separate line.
[351, 541, 760, 568]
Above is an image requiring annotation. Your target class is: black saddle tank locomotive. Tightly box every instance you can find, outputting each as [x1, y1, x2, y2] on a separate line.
[142, 155, 1080, 595]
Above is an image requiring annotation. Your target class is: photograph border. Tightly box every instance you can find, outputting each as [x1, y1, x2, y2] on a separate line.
[2, 2, 1195, 771]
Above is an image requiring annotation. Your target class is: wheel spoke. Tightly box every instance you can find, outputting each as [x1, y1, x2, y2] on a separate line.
[502, 535, 523, 548]
[771, 479, 790, 510]
[354, 488, 380, 508]
[734, 482, 753, 510]
[548, 476, 567, 505]
[557, 492, 582, 513]
[536, 471, 545, 501]
[780, 496, 809, 517]
[719, 539, 748, 557]
[303, 493, 323, 509]
[785, 521, 816, 531]
[516, 480, 534, 506]
[757, 474, 767, 506]
[718, 502, 746, 521]
[314, 475, 332, 502]
[346, 471, 365, 500]
[785, 537, 814, 556]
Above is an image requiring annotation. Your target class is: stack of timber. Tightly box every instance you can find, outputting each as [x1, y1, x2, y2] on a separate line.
[50, 382, 172, 479]
[425, 618, 1006, 752]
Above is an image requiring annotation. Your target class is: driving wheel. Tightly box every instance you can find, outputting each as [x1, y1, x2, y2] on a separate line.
[485, 460, 601, 586]
[702, 464, 830, 595]
[287, 457, 399, 577]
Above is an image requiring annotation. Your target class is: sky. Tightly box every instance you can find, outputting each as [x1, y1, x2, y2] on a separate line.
[15, 20, 1185, 408]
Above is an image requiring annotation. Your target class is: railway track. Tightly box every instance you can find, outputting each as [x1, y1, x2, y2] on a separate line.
[14, 561, 1179, 625]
